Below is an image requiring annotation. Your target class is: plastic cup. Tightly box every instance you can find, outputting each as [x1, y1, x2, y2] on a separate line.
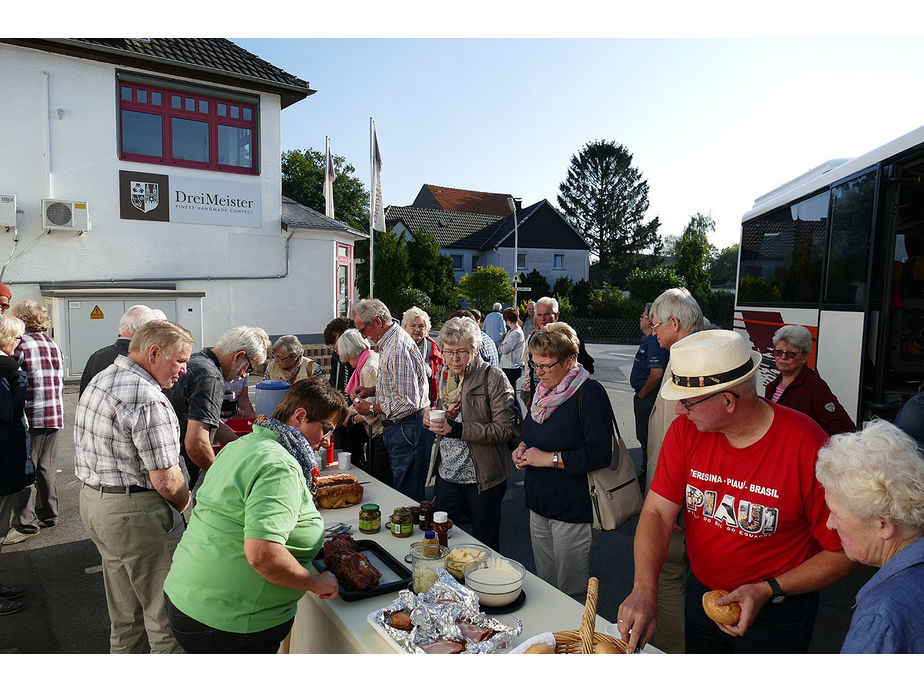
[429, 409, 446, 422]
[338, 452, 352, 470]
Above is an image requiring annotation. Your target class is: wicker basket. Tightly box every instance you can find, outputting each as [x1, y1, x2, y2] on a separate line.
[552, 577, 629, 654]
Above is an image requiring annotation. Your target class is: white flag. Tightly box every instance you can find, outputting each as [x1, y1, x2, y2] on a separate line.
[371, 124, 385, 232]
[323, 137, 336, 219]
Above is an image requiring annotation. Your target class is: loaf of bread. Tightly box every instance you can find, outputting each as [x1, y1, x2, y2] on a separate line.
[316, 473, 359, 488]
[315, 481, 364, 509]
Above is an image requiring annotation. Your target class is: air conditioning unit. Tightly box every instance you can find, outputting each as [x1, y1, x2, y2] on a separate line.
[0, 194, 16, 227]
[42, 199, 90, 233]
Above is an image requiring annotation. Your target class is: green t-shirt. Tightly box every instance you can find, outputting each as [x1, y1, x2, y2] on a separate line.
[164, 425, 324, 633]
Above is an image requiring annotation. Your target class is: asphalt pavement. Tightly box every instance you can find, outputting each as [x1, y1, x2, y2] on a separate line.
[0, 342, 874, 654]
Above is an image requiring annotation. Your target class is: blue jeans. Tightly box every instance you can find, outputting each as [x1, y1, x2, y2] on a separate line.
[165, 594, 293, 654]
[895, 392, 924, 449]
[685, 573, 819, 653]
[382, 414, 424, 501]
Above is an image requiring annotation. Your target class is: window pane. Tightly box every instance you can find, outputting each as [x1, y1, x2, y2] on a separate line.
[517, 253, 527, 269]
[824, 172, 876, 305]
[185, 97, 196, 111]
[451, 255, 463, 270]
[151, 91, 162, 106]
[171, 94, 182, 109]
[554, 254, 564, 269]
[121, 86, 133, 101]
[136, 89, 147, 104]
[217, 103, 227, 117]
[471, 255, 479, 270]
[218, 124, 252, 168]
[121, 110, 163, 157]
[230, 105, 240, 119]
[199, 99, 208, 114]
[243, 107, 252, 121]
[171, 117, 209, 163]
[738, 191, 829, 304]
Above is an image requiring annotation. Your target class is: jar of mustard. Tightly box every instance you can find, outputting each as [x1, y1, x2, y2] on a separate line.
[359, 504, 381, 534]
[390, 507, 415, 538]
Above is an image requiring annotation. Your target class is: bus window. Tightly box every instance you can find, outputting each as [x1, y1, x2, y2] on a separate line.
[738, 191, 829, 304]
[824, 171, 877, 305]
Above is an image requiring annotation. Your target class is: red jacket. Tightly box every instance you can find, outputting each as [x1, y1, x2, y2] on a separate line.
[424, 335, 444, 406]
[765, 366, 856, 435]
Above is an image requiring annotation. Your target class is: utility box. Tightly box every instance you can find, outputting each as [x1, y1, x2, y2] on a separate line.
[42, 199, 90, 233]
[0, 194, 16, 227]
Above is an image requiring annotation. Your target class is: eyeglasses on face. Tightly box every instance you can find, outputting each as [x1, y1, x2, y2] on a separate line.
[772, 349, 803, 360]
[443, 348, 472, 359]
[244, 357, 254, 375]
[273, 352, 297, 362]
[679, 390, 739, 411]
[528, 356, 563, 373]
[315, 421, 335, 437]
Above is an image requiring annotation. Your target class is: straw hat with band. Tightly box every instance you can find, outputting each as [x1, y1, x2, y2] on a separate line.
[659, 330, 762, 401]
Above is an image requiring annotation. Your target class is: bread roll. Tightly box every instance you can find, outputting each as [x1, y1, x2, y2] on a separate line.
[525, 643, 555, 654]
[315, 481, 364, 509]
[702, 589, 741, 624]
[593, 640, 623, 654]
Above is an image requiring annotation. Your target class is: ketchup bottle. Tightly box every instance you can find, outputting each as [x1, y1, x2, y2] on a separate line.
[432, 511, 449, 547]
[326, 443, 335, 469]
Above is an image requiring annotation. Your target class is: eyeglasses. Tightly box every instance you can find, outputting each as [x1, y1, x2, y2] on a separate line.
[679, 390, 739, 411]
[529, 357, 563, 373]
[357, 320, 374, 337]
[444, 348, 472, 359]
[273, 352, 297, 362]
[650, 320, 664, 331]
[0, 302, 9, 313]
[316, 421, 335, 437]
[772, 349, 803, 360]
[244, 357, 254, 375]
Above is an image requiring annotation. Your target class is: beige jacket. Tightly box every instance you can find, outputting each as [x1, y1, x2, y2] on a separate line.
[646, 361, 679, 490]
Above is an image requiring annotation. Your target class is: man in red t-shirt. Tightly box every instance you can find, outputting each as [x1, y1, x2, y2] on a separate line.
[617, 330, 857, 653]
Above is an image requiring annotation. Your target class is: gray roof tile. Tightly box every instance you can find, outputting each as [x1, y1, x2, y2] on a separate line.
[282, 197, 366, 237]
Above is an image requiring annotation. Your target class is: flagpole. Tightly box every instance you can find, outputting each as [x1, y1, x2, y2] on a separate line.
[369, 118, 375, 299]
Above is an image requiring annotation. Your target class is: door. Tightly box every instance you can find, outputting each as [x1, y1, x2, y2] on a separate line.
[336, 243, 354, 317]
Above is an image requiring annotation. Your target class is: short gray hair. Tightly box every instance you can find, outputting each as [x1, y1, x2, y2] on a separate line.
[401, 306, 431, 331]
[816, 419, 924, 533]
[536, 296, 559, 314]
[129, 320, 194, 357]
[439, 317, 482, 352]
[492, 302, 502, 312]
[650, 288, 704, 333]
[335, 328, 370, 360]
[215, 326, 267, 364]
[272, 335, 304, 359]
[773, 324, 812, 355]
[119, 305, 158, 337]
[354, 298, 391, 325]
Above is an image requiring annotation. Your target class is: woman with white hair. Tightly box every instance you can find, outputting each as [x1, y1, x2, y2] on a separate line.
[816, 420, 924, 653]
[264, 335, 323, 384]
[401, 306, 444, 406]
[765, 324, 855, 435]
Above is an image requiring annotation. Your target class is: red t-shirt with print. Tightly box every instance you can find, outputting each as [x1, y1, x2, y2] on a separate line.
[650, 400, 842, 591]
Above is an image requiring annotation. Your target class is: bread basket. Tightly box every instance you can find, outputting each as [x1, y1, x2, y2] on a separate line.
[551, 577, 629, 654]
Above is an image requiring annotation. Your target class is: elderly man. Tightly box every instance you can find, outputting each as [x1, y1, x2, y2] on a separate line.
[351, 299, 429, 500]
[521, 300, 536, 337]
[483, 302, 507, 347]
[630, 302, 668, 488]
[165, 326, 267, 489]
[75, 320, 193, 653]
[0, 283, 10, 314]
[617, 329, 855, 654]
[79, 305, 164, 397]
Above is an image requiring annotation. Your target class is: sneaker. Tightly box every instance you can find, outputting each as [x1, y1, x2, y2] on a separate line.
[0, 597, 25, 616]
[1, 528, 39, 545]
[38, 519, 57, 528]
[0, 585, 25, 600]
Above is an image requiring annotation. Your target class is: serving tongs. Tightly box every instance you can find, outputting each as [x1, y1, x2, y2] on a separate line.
[324, 522, 352, 538]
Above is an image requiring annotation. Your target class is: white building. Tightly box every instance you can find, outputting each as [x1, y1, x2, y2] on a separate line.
[0, 38, 362, 379]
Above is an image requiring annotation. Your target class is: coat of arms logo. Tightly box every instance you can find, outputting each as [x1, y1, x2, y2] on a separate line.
[130, 181, 159, 213]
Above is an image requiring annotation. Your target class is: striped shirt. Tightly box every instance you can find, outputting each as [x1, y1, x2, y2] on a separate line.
[376, 321, 429, 420]
[17, 332, 64, 429]
[74, 355, 183, 488]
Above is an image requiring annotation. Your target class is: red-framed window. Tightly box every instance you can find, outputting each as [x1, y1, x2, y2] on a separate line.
[118, 80, 258, 174]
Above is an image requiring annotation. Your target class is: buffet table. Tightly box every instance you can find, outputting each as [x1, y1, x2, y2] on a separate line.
[281, 466, 657, 654]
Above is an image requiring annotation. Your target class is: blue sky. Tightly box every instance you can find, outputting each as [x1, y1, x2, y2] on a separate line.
[234, 36, 924, 250]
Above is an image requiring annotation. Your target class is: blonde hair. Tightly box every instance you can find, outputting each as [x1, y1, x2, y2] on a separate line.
[129, 320, 194, 357]
[10, 300, 50, 333]
[0, 314, 26, 351]
[528, 321, 579, 362]
[402, 306, 431, 332]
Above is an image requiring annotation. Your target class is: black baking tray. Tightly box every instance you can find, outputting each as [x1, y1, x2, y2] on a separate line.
[312, 539, 412, 602]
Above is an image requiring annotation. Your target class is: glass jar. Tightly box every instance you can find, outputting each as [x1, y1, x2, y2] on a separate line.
[391, 507, 415, 538]
[358, 504, 381, 534]
[418, 499, 435, 531]
[410, 544, 449, 593]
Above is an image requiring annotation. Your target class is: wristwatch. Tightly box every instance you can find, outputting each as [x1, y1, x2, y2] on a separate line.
[552, 451, 560, 468]
[765, 576, 786, 604]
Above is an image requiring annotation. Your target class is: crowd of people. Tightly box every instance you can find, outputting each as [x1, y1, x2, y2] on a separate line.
[1, 278, 923, 654]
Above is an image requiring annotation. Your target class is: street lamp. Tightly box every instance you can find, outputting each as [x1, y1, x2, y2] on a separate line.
[507, 196, 521, 301]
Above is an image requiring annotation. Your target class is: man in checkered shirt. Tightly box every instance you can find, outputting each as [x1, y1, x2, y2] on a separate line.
[3, 300, 65, 545]
[74, 320, 192, 654]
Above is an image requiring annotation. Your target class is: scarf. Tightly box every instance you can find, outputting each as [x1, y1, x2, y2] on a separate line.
[345, 349, 372, 396]
[254, 415, 320, 492]
[438, 365, 465, 419]
[277, 358, 302, 385]
[529, 364, 590, 424]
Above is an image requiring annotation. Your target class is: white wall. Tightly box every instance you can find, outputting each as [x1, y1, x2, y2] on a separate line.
[447, 247, 589, 288]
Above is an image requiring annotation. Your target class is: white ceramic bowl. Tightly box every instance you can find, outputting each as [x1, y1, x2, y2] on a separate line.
[462, 556, 525, 607]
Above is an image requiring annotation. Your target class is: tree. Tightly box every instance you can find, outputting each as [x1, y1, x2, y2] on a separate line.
[457, 266, 515, 314]
[709, 244, 740, 286]
[553, 275, 575, 303]
[674, 212, 716, 296]
[406, 229, 457, 310]
[557, 139, 661, 287]
[353, 230, 411, 313]
[281, 148, 368, 232]
[625, 266, 686, 304]
[520, 268, 551, 301]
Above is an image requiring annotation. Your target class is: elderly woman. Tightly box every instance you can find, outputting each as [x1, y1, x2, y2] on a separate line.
[264, 335, 324, 384]
[336, 328, 392, 486]
[512, 322, 613, 600]
[402, 306, 444, 405]
[0, 314, 32, 615]
[164, 377, 346, 653]
[498, 306, 525, 390]
[423, 317, 518, 551]
[816, 420, 924, 653]
[324, 317, 355, 393]
[765, 324, 855, 435]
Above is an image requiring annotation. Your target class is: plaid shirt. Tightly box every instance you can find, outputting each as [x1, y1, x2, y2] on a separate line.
[376, 321, 429, 420]
[74, 355, 182, 488]
[17, 331, 64, 429]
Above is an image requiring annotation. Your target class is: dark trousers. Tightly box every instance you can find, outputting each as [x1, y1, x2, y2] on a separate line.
[11, 427, 60, 531]
[368, 433, 393, 487]
[502, 367, 522, 391]
[164, 594, 294, 654]
[434, 475, 506, 551]
[382, 415, 424, 501]
[632, 389, 657, 481]
[684, 573, 819, 653]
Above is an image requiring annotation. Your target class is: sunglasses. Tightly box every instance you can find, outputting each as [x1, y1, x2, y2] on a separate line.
[679, 390, 739, 411]
[528, 356, 563, 373]
[772, 349, 803, 360]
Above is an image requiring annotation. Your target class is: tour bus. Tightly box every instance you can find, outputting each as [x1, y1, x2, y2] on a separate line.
[734, 123, 924, 424]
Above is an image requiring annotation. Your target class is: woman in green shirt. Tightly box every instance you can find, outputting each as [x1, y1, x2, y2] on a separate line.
[164, 378, 347, 653]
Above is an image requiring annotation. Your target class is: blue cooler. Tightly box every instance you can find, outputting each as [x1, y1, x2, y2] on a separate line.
[255, 380, 290, 418]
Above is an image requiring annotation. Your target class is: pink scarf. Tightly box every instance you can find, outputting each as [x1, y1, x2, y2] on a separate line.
[530, 364, 590, 424]
[345, 349, 372, 396]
